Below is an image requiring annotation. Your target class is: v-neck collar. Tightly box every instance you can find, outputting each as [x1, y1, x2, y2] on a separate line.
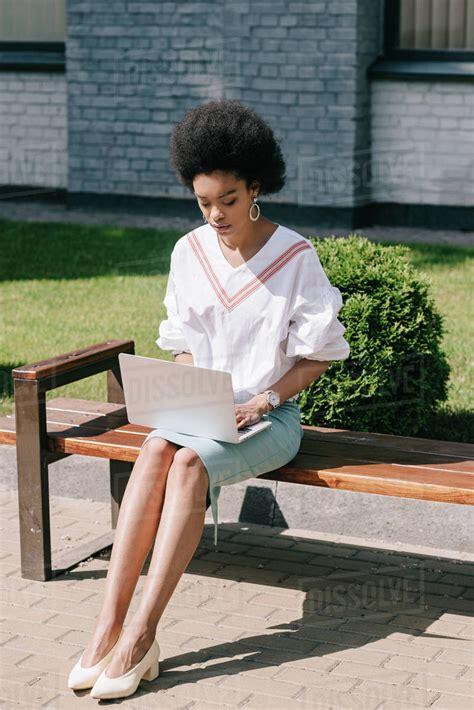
[187, 226, 312, 312]
[209, 222, 282, 272]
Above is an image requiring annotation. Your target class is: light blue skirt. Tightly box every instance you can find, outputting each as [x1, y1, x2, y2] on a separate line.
[139, 399, 304, 546]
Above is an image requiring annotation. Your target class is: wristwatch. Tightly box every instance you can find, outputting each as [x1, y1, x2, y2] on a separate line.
[263, 389, 280, 412]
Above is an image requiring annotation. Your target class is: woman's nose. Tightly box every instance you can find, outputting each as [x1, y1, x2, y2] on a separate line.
[210, 208, 225, 221]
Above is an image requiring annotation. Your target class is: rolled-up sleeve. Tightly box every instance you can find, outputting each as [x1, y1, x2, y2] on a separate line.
[156, 254, 191, 355]
[285, 247, 350, 362]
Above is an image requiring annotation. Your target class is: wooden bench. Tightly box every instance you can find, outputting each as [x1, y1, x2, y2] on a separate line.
[1, 338, 473, 582]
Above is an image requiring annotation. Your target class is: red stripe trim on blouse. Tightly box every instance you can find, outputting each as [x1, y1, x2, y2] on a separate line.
[187, 230, 312, 312]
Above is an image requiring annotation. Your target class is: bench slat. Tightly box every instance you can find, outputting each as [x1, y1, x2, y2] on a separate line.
[261, 466, 473, 505]
[45, 397, 127, 417]
[299, 439, 474, 474]
[301, 425, 474, 458]
[270, 452, 474, 488]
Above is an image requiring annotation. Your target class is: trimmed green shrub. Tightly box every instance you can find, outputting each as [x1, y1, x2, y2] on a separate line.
[298, 234, 451, 437]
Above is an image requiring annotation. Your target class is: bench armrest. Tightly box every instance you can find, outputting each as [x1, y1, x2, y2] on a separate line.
[12, 339, 133, 380]
[12, 339, 135, 394]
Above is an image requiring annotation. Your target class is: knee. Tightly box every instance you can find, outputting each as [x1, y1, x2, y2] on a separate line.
[167, 447, 209, 493]
[139, 437, 179, 468]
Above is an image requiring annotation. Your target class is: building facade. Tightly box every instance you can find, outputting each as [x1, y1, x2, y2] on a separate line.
[0, 0, 473, 229]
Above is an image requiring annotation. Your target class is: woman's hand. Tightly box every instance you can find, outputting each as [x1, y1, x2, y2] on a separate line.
[235, 394, 268, 429]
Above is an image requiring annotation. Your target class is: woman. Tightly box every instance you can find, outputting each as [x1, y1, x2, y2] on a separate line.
[68, 98, 350, 700]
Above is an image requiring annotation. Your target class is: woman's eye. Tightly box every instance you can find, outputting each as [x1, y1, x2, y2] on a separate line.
[201, 200, 236, 208]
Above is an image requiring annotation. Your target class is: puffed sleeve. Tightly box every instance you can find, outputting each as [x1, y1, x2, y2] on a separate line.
[285, 246, 350, 362]
[156, 250, 191, 355]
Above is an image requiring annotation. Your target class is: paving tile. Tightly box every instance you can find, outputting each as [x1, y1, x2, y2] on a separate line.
[382, 654, 467, 679]
[430, 693, 474, 709]
[304, 643, 391, 667]
[353, 679, 439, 706]
[0, 647, 32, 666]
[407, 672, 474, 697]
[218, 672, 304, 698]
[0, 618, 77, 642]
[235, 628, 319, 654]
[0, 679, 59, 706]
[198, 597, 279, 618]
[276, 666, 359, 692]
[437, 647, 474, 666]
[18, 653, 87, 674]
[164, 619, 245, 643]
[1, 634, 80, 659]
[458, 666, 474, 681]
[330, 659, 413, 685]
[293, 687, 383, 709]
[363, 638, 445, 660]
[0, 602, 56, 624]
[158, 680, 252, 706]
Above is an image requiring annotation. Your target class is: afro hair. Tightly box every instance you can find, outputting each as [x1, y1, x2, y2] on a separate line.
[169, 98, 286, 195]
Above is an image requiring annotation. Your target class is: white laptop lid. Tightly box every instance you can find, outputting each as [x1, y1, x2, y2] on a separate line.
[118, 352, 269, 444]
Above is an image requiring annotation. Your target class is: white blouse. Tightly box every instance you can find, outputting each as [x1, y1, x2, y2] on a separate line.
[156, 222, 350, 404]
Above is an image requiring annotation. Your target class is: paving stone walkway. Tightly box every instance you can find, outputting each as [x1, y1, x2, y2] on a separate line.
[1, 488, 473, 709]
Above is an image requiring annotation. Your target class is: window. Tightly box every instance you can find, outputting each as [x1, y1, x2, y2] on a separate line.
[0, 0, 65, 42]
[385, 0, 474, 59]
[0, 0, 65, 69]
[399, 0, 474, 50]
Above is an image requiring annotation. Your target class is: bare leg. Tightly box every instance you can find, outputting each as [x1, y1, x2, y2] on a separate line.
[80, 438, 180, 667]
[103, 446, 209, 678]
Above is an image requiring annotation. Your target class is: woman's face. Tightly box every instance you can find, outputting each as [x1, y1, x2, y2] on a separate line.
[193, 170, 258, 237]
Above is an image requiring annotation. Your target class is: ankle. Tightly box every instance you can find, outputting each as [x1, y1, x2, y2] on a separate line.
[125, 619, 157, 643]
[93, 617, 123, 636]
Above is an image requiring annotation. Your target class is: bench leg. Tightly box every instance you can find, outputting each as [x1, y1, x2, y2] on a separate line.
[110, 460, 133, 529]
[14, 379, 53, 581]
[107, 363, 133, 529]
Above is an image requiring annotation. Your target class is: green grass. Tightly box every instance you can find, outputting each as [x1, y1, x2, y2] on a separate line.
[1, 218, 472, 442]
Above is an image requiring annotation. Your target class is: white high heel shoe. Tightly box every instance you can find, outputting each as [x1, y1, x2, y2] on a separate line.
[90, 637, 160, 700]
[68, 628, 124, 690]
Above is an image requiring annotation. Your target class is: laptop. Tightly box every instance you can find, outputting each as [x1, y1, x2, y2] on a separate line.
[118, 352, 272, 444]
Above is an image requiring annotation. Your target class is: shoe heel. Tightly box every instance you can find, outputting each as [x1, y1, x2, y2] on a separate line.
[142, 658, 159, 682]
[142, 659, 160, 680]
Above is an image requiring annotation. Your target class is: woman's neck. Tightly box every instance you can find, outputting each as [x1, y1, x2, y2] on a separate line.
[218, 219, 278, 254]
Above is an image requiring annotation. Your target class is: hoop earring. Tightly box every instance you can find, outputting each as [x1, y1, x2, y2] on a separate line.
[202, 214, 207, 222]
[249, 197, 260, 222]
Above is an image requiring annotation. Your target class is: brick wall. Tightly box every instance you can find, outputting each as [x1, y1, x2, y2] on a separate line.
[0, 72, 67, 190]
[65, 0, 380, 210]
[371, 79, 474, 207]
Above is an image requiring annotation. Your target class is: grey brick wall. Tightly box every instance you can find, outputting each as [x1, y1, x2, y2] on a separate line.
[371, 79, 474, 207]
[0, 72, 67, 189]
[65, 0, 380, 209]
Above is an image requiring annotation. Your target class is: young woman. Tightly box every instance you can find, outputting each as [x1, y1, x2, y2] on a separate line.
[68, 98, 350, 699]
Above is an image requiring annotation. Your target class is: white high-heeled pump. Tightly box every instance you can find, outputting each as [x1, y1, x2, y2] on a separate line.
[90, 637, 160, 699]
[67, 628, 124, 690]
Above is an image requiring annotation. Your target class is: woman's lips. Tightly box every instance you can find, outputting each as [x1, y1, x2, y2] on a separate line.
[214, 224, 231, 232]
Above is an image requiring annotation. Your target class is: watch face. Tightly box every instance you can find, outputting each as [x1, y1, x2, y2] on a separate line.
[269, 392, 279, 407]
